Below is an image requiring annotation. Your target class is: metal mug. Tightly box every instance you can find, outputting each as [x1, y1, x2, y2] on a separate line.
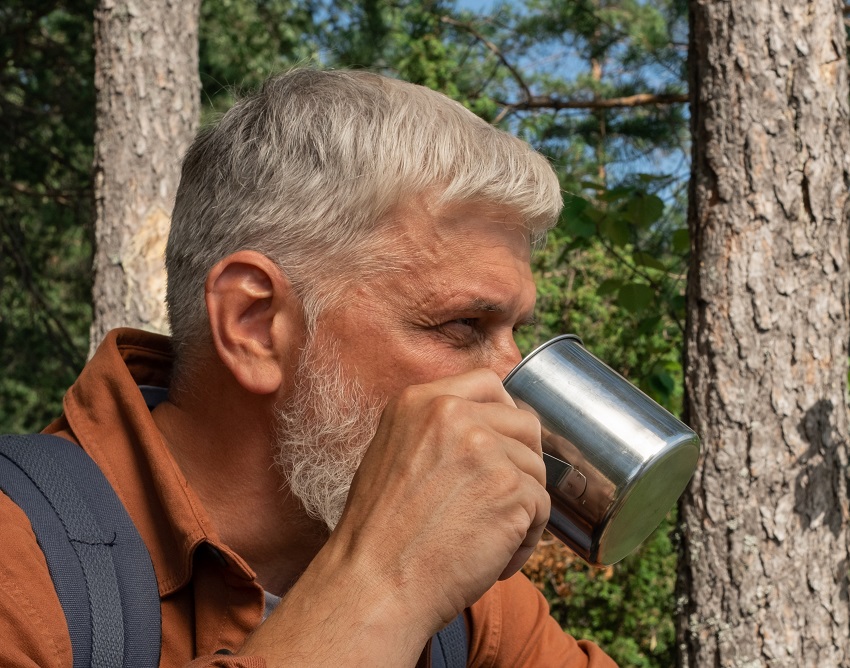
[503, 334, 700, 566]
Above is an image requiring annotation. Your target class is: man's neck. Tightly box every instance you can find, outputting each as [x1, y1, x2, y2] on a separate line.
[151, 377, 329, 596]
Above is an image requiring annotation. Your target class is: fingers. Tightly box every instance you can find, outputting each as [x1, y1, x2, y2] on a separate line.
[413, 382, 550, 580]
[415, 367, 517, 407]
[471, 401, 543, 454]
[395, 369, 542, 452]
[469, 401, 543, 458]
[389, 367, 546, 500]
[499, 489, 550, 580]
[332, 366, 551, 625]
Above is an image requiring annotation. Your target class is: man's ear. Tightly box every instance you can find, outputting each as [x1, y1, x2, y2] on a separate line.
[205, 250, 304, 395]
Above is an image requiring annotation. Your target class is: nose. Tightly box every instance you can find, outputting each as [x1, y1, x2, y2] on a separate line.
[491, 334, 523, 381]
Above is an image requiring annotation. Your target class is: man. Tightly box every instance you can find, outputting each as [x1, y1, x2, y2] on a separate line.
[0, 69, 616, 666]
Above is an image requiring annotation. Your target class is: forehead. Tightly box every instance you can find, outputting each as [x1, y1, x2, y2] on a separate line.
[370, 198, 536, 312]
[384, 196, 532, 257]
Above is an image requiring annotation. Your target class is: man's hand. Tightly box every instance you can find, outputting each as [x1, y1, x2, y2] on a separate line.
[337, 368, 549, 612]
[239, 369, 549, 666]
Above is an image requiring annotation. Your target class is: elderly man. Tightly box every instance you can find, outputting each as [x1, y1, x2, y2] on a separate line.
[0, 69, 616, 666]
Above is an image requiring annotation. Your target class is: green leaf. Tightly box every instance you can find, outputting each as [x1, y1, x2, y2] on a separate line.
[562, 192, 589, 216]
[633, 251, 666, 271]
[600, 216, 631, 247]
[672, 228, 690, 253]
[636, 315, 662, 334]
[598, 186, 635, 202]
[563, 214, 596, 239]
[625, 193, 664, 228]
[582, 205, 607, 223]
[648, 370, 676, 396]
[617, 283, 654, 312]
[597, 278, 623, 296]
[671, 294, 687, 316]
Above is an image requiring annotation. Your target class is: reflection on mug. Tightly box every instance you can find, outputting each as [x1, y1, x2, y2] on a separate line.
[505, 335, 700, 566]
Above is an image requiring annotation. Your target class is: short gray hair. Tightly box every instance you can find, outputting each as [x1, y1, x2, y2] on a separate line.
[165, 68, 562, 367]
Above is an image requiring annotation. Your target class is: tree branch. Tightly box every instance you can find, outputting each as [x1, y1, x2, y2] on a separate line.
[595, 234, 685, 335]
[440, 15, 533, 100]
[1, 179, 85, 207]
[0, 217, 85, 372]
[497, 92, 688, 111]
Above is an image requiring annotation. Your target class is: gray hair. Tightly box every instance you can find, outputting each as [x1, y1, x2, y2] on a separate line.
[165, 68, 562, 369]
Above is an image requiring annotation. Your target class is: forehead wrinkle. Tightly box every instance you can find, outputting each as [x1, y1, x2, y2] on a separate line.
[385, 197, 532, 264]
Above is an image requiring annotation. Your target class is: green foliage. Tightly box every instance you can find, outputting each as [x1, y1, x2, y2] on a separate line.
[199, 0, 321, 115]
[0, 0, 96, 433]
[2, 1, 694, 665]
[545, 514, 680, 667]
[516, 173, 687, 668]
[518, 175, 688, 414]
[500, 0, 689, 167]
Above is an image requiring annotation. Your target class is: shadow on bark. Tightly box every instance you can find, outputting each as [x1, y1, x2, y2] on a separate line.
[794, 399, 846, 539]
[793, 400, 850, 607]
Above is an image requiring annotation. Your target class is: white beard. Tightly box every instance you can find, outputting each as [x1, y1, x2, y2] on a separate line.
[273, 338, 384, 531]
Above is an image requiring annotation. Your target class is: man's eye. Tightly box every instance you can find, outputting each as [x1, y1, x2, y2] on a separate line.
[436, 318, 479, 340]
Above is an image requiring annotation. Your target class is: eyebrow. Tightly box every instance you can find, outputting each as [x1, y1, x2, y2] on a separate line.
[467, 298, 537, 327]
[470, 298, 502, 313]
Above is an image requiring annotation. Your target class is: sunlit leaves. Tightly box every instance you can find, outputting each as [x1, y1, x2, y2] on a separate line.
[552, 175, 688, 414]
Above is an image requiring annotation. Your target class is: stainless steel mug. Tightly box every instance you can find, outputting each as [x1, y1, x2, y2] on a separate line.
[503, 334, 700, 566]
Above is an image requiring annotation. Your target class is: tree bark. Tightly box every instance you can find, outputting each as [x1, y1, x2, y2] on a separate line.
[678, 1, 850, 666]
[90, 0, 200, 355]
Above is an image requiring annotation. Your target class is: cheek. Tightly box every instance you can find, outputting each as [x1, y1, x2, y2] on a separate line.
[396, 346, 484, 389]
[353, 343, 471, 399]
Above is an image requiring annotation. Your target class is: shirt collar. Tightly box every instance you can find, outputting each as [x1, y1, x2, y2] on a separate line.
[50, 328, 257, 597]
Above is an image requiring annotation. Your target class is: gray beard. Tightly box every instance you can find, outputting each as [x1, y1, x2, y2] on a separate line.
[273, 338, 384, 531]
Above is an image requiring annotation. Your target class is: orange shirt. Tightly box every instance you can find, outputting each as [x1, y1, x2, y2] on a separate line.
[0, 329, 616, 667]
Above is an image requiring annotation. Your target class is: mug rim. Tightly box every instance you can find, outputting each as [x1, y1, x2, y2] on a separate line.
[503, 333, 584, 386]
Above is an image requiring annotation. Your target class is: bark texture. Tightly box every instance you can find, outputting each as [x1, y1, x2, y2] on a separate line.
[678, 1, 850, 666]
[90, 0, 200, 355]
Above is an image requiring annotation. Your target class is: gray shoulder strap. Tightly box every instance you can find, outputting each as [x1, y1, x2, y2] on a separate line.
[431, 612, 469, 668]
[0, 433, 161, 668]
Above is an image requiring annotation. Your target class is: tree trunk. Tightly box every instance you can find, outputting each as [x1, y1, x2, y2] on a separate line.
[90, 0, 200, 355]
[678, 1, 850, 666]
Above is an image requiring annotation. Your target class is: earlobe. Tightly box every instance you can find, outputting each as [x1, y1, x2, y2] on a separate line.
[205, 251, 303, 395]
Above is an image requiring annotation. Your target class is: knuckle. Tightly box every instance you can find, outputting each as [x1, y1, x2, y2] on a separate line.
[505, 516, 529, 544]
[429, 394, 465, 422]
[397, 383, 428, 407]
[493, 463, 524, 496]
[539, 488, 552, 515]
[519, 409, 541, 431]
[518, 410, 542, 435]
[462, 425, 494, 458]
[475, 367, 502, 385]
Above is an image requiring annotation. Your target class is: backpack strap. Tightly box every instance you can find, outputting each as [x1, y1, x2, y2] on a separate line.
[0, 434, 161, 668]
[431, 612, 469, 668]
